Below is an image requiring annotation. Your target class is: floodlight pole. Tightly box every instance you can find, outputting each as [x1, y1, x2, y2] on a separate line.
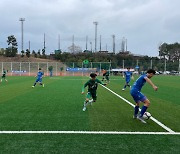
[58, 34, 60, 50]
[93, 21, 98, 52]
[112, 35, 115, 54]
[100, 35, 101, 51]
[19, 18, 25, 53]
[86, 35, 88, 51]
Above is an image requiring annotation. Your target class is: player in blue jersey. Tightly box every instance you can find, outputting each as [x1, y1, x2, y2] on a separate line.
[32, 68, 44, 88]
[122, 68, 134, 91]
[130, 69, 158, 123]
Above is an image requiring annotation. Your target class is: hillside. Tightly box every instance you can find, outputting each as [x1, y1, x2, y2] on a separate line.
[0, 56, 59, 62]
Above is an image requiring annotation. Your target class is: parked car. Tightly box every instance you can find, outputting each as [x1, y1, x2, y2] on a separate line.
[158, 71, 163, 74]
[163, 71, 170, 75]
[155, 71, 160, 75]
[170, 71, 179, 75]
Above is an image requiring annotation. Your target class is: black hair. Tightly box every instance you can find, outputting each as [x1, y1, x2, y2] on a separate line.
[39, 68, 41, 70]
[147, 69, 156, 74]
[90, 73, 97, 78]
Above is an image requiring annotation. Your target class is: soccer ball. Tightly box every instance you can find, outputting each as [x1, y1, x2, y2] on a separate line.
[142, 112, 151, 120]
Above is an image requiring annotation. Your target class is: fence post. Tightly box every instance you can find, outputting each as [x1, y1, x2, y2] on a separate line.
[11, 62, 12, 76]
[47, 62, 49, 77]
[109, 61, 111, 76]
[73, 62, 74, 76]
[82, 62, 83, 76]
[29, 62, 30, 76]
[99, 62, 101, 75]
[2, 62, 3, 74]
[38, 63, 39, 71]
[20, 62, 21, 76]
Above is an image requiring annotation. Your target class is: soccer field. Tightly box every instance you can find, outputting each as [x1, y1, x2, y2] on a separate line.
[0, 75, 179, 153]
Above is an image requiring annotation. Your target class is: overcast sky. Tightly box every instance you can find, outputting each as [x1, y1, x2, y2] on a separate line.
[0, 0, 180, 56]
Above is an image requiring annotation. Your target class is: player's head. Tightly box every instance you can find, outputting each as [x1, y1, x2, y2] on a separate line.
[90, 73, 97, 79]
[39, 68, 41, 71]
[127, 67, 130, 71]
[146, 69, 156, 78]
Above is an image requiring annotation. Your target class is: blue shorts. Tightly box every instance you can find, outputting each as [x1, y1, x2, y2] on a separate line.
[36, 78, 42, 82]
[130, 90, 147, 103]
[126, 80, 130, 83]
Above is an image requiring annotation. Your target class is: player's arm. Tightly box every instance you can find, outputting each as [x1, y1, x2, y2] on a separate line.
[97, 79, 107, 86]
[144, 77, 158, 91]
[131, 72, 134, 80]
[81, 82, 88, 94]
[123, 72, 125, 78]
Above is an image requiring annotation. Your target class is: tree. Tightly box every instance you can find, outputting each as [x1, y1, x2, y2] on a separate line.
[32, 50, 37, 58]
[48, 66, 53, 77]
[21, 50, 25, 57]
[68, 44, 82, 53]
[42, 48, 46, 58]
[26, 49, 31, 58]
[5, 35, 18, 57]
[37, 49, 41, 57]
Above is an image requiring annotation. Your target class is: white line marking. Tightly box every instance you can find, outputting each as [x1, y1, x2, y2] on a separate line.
[101, 85, 175, 133]
[0, 131, 179, 135]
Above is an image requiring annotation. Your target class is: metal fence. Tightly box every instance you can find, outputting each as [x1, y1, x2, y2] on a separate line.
[0, 60, 179, 76]
[0, 62, 112, 76]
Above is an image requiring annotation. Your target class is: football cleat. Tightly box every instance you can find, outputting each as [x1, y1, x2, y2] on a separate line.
[137, 116, 147, 123]
[83, 107, 86, 111]
[133, 115, 137, 119]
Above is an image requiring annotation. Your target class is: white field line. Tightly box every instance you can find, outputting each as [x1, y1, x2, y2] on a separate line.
[0, 131, 179, 135]
[101, 85, 175, 133]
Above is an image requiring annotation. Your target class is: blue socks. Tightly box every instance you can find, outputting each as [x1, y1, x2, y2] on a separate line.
[140, 106, 148, 117]
[134, 106, 139, 116]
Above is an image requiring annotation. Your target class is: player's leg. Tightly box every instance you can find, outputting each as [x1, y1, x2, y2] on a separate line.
[126, 81, 131, 87]
[137, 93, 149, 123]
[134, 102, 140, 118]
[106, 76, 109, 83]
[39, 79, 44, 87]
[122, 82, 128, 90]
[131, 92, 140, 118]
[32, 78, 39, 87]
[4, 77, 8, 83]
[91, 92, 97, 103]
[139, 98, 150, 117]
[83, 92, 91, 111]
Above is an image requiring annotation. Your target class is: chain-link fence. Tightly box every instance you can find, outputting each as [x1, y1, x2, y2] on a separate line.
[0, 60, 179, 76]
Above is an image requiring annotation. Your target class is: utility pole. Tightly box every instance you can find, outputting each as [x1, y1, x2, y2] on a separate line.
[58, 34, 60, 50]
[112, 35, 115, 54]
[125, 38, 127, 52]
[19, 18, 25, 53]
[43, 33, 46, 52]
[28, 41, 30, 52]
[86, 35, 88, 51]
[99, 35, 102, 51]
[90, 42, 92, 52]
[93, 21, 98, 52]
[72, 35, 75, 53]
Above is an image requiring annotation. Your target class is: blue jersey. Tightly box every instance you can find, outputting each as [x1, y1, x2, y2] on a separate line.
[124, 71, 132, 82]
[131, 74, 147, 92]
[37, 71, 43, 79]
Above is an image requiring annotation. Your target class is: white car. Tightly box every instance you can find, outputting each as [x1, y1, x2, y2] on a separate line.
[163, 71, 170, 75]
